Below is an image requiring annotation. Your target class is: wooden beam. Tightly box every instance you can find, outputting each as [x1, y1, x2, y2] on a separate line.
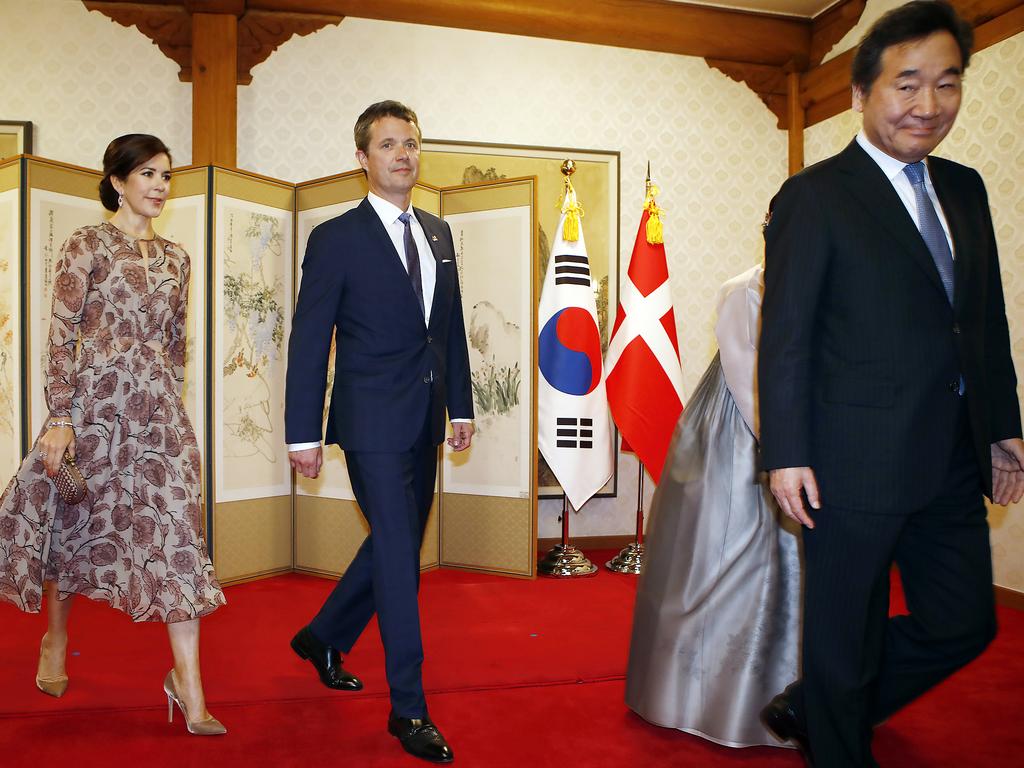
[84, 2, 342, 83]
[249, 0, 812, 67]
[192, 12, 238, 165]
[975, 1, 1024, 47]
[800, 0, 1024, 128]
[787, 71, 804, 175]
[810, 0, 866, 65]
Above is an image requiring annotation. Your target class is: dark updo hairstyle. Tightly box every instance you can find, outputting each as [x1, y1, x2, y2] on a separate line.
[851, 0, 973, 94]
[98, 134, 172, 213]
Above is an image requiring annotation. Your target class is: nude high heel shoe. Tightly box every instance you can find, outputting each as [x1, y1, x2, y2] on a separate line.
[163, 670, 227, 735]
[35, 635, 69, 698]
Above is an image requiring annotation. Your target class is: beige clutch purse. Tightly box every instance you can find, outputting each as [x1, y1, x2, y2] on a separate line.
[54, 454, 87, 505]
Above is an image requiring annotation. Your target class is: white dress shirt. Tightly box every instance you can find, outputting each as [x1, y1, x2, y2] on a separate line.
[855, 131, 955, 256]
[366, 191, 437, 325]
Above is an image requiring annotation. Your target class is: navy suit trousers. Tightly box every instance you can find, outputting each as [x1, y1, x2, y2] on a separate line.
[309, 412, 437, 718]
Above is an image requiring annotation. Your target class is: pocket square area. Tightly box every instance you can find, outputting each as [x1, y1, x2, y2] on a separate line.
[442, 259, 453, 263]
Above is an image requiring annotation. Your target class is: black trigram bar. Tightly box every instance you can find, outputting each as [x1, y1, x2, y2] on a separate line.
[554, 416, 592, 449]
[555, 254, 591, 286]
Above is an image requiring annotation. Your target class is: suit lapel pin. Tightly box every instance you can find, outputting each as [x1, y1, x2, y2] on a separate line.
[431, 235, 439, 242]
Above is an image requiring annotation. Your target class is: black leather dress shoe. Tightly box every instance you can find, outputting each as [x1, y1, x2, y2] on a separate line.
[290, 626, 363, 691]
[761, 689, 813, 765]
[388, 712, 454, 763]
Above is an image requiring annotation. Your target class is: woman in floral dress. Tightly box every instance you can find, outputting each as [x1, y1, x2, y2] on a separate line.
[0, 134, 226, 734]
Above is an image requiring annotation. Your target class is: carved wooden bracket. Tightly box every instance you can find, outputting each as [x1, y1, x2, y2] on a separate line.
[83, 1, 343, 84]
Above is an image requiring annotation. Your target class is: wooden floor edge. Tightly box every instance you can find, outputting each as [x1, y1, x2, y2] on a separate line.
[995, 585, 1024, 611]
[537, 534, 634, 551]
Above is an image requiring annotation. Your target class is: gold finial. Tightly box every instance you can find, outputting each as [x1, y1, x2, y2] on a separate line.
[560, 159, 576, 177]
[644, 164, 664, 245]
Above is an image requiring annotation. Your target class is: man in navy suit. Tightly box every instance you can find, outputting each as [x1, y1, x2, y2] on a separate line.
[285, 100, 473, 764]
[758, 3, 1024, 766]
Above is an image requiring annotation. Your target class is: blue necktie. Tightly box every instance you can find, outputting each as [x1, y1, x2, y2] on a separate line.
[904, 161, 954, 304]
[398, 212, 425, 317]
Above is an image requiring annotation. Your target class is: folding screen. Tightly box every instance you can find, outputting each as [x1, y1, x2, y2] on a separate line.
[209, 167, 294, 583]
[2, 157, 541, 583]
[439, 178, 538, 577]
[0, 158, 21, 481]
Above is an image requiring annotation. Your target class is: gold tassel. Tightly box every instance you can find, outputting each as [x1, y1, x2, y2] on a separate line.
[644, 182, 664, 245]
[561, 179, 584, 242]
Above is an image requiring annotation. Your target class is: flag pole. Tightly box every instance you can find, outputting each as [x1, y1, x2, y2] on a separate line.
[606, 461, 646, 574]
[538, 493, 598, 578]
[607, 163, 656, 575]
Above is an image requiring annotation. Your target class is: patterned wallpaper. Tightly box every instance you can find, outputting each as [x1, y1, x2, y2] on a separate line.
[806, 10, 1024, 591]
[237, 17, 788, 537]
[0, 0, 192, 167]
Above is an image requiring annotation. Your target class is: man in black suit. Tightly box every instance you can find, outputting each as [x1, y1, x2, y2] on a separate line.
[758, 3, 1024, 765]
[285, 100, 474, 763]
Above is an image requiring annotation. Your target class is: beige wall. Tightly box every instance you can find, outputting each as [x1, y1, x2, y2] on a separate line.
[806, 1, 1024, 592]
[0, 0, 192, 167]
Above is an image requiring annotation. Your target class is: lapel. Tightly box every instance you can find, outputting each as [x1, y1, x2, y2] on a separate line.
[927, 157, 970, 313]
[415, 208, 448, 331]
[358, 197, 426, 318]
[836, 140, 948, 301]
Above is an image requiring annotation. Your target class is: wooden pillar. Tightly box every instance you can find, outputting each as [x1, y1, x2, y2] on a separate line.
[191, 13, 237, 167]
[787, 70, 805, 176]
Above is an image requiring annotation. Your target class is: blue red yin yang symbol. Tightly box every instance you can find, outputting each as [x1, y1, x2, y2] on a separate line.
[538, 307, 603, 396]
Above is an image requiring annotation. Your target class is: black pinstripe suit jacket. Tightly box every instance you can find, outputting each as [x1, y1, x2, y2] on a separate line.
[758, 139, 1020, 512]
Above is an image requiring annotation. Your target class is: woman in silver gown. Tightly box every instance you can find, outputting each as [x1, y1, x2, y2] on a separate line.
[625, 263, 802, 748]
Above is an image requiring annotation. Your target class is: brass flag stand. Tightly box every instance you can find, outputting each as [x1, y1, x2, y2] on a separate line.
[606, 462, 645, 574]
[538, 494, 598, 577]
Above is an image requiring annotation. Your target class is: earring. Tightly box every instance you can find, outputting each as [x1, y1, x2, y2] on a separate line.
[117, 193, 124, 208]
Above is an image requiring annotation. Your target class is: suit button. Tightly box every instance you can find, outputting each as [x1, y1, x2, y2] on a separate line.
[952, 323, 961, 335]
[427, 335, 433, 344]
[948, 380, 959, 392]
[423, 376, 431, 384]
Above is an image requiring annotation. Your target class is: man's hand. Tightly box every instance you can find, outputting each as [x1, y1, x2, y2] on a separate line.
[769, 466, 821, 529]
[991, 439, 1024, 506]
[290, 446, 323, 479]
[447, 422, 474, 452]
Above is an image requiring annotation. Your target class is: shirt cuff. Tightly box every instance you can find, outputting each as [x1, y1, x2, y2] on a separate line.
[288, 441, 321, 452]
[450, 418, 473, 424]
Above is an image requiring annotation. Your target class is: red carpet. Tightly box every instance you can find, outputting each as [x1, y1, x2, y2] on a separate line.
[1, 550, 1022, 766]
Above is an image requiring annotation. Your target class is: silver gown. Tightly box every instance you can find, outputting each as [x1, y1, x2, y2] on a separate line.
[625, 266, 802, 748]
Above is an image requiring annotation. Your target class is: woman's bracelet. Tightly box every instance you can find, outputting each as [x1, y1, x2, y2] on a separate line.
[47, 420, 74, 429]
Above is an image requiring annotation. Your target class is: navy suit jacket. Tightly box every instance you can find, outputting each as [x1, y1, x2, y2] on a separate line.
[759, 140, 1020, 512]
[285, 198, 474, 452]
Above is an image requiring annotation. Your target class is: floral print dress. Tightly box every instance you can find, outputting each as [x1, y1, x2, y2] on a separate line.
[0, 222, 224, 622]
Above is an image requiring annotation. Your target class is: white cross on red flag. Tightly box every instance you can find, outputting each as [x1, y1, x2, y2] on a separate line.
[604, 184, 684, 483]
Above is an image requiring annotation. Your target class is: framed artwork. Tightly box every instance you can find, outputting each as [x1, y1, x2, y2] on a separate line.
[421, 140, 620, 500]
[0, 121, 32, 161]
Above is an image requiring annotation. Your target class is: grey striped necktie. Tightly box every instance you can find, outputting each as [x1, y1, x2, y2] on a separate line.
[398, 211, 425, 317]
[904, 161, 954, 304]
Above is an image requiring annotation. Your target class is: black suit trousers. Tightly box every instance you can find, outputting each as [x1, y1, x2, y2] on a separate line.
[308, 409, 437, 718]
[794, 402, 997, 767]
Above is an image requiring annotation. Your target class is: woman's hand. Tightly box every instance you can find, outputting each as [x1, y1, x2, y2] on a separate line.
[37, 424, 75, 477]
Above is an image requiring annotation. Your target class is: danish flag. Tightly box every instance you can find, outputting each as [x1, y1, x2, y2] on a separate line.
[604, 181, 684, 483]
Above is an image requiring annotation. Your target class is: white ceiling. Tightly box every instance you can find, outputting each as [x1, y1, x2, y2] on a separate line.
[664, 0, 841, 19]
